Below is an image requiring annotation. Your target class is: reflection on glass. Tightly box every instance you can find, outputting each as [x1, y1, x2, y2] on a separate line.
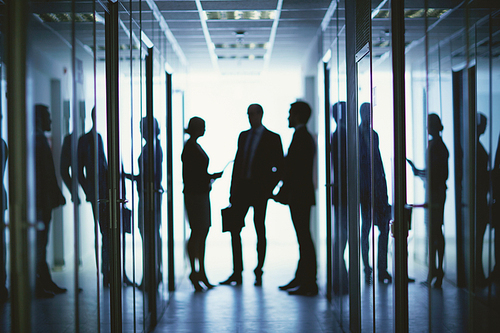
[359, 102, 392, 285]
[125, 117, 163, 290]
[0, 138, 7, 304]
[77, 108, 110, 286]
[493, 133, 500, 284]
[476, 113, 488, 287]
[331, 101, 348, 296]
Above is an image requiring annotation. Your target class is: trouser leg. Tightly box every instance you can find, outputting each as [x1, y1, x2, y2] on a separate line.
[231, 230, 243, 273]
[253, 200, 268, 273]
[290, 204, 316, 284]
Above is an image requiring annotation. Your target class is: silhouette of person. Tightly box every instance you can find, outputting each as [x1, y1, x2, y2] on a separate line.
[77, 108, 110, 286]
[220, 103, 283, 286]
[276, 101, 318, 296]
[182, 117, 222, 291]
[408, 113, 449, 288]
[34, 104, 67, 298]
[0, 139, 8, 302]
[358, 103, 392, 284]
[60, 133, 79, 203]
[125, 117, 163, 288]
[475, 113, 489, 286]
[331, 101, 348, 295]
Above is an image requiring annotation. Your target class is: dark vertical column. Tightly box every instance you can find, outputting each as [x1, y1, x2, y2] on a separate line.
[166, 72, 175, 292]
[70, 2, 80, 331]
[6, 1, 32, 332]
[145, 47, 157, 326]
[465, 4, 475, 329]
[345, 1, 361, 332]
[391, 0, 409, 332]
[105, 2, 122, 332]
[324, 63, 332, 301]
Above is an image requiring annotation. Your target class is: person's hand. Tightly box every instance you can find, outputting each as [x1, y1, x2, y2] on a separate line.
[212, 172, 223, 180]
[407, 159, 424, 178]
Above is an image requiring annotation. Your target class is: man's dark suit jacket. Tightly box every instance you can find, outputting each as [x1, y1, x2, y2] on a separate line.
[36, 131, 66, 224]
[230, 127, 283, 203]
[279, 126, 315, 206]
[77, 130, 108, 204]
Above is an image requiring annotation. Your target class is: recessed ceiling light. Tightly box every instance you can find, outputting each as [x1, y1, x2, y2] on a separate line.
[205, 10, 276, 20]
[214, 43, 268, 49]
[35, 12, 99, 23]
[217, 55, 264, 60]
[373, 9, 449, 19]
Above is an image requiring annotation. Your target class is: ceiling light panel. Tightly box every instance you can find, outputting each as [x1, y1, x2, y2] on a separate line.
[35, 12, 97, 23]
[214, 43, 268, 49]
[205, 11, 276, 20]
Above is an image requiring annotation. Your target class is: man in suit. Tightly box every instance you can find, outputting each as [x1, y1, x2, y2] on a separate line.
[78, 108, 110, 286]
[276, 101, 318, 296]
[221, 103, 283, 286]
[358, 103, 391, 284]
[35, 104, 67, 298]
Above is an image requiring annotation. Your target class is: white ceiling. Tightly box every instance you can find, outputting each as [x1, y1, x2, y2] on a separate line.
[26, 1, 500, 76]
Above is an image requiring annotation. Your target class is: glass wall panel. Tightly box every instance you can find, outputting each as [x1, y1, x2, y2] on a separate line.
[117, 1, 140, 331]
[0, 0, 8, 328]
[327, 1, 348, 330]
[74, 1, 101, 332]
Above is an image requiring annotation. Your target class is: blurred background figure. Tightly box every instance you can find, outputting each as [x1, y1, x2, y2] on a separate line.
[35, 104, 67, 298]
[78, 108, 110, 286]
[125, 117, 163, 288]
[408, 113, 449, 288]
[358, 102, 392, 284]
[331, 101, 348, 295]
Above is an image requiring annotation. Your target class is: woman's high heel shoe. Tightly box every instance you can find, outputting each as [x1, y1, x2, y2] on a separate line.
[433, 270, 444, 289]
[420, 270, 437, 287]
[189, 273, 204, 292]
[199, 273, 214, 289]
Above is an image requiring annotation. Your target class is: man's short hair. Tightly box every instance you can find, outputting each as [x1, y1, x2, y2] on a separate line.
[248, 103, 264, 116]
[291, 101, 311, 123]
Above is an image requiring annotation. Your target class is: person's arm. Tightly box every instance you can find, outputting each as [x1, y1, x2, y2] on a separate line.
[77, 137, 88, 195]
[210, 172, 223, 180]
[406, 158, 425, 178]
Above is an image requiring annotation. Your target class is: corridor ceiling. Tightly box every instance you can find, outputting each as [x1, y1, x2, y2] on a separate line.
[29, 1, 500, 75]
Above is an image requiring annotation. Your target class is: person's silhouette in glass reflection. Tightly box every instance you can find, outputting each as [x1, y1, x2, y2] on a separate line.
[276, 101, 318, 296]
[0, 139, 8, 302]
[358, 103, 392, 284]
[220, 104, 283, 286]
[35, 104, 67, 298]
[60, 133, 79, 203]
[182, 117, 222, 291]
[125, 117, 163, 288]
[77, 108, 110, 286]
[408, 113, 449, 288]
[331, 102, 348, 295]
[475, 113, 489, 287]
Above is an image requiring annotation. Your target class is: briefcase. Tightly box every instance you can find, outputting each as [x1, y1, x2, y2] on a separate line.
[221, 205, 245, 232]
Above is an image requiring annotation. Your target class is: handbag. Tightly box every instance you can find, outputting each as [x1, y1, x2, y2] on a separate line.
[221, 205, 245, 232]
